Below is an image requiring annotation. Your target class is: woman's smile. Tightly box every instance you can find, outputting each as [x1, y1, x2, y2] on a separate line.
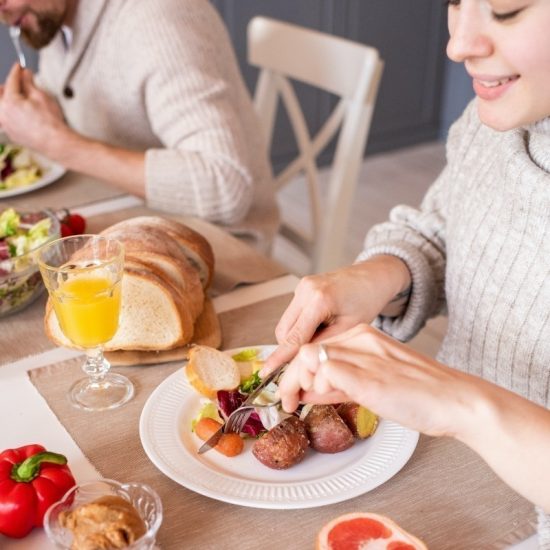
[470, 73, 520, 100]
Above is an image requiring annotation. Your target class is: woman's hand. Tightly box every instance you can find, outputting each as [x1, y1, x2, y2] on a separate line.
[278, 323, 480, 439]
[263, 255, 411, 374]
[278, 323, 550, 512]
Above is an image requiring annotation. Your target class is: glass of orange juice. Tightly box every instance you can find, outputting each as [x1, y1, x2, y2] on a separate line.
[37, 235, 134, 411]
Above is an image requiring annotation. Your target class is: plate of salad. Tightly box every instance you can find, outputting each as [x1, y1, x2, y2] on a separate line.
[139, 345, 419, 509]
[0, 139, 66, 198]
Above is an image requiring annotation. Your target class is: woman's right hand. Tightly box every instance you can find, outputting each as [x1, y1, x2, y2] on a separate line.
[263, 255, 411, 374]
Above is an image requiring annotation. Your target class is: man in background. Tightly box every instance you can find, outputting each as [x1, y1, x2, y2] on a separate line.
[0, 0, 278, 252]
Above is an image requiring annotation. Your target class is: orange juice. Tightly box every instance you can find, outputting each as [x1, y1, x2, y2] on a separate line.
[52, 276, 121, 348]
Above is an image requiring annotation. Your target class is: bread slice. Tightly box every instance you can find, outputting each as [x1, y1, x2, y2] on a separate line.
[103, 217, 214, 289]
[186, 345, 240, 399]
[100, 227, 204, 320]
[45, 268, 195, 351]
[105, 298, 222, 366]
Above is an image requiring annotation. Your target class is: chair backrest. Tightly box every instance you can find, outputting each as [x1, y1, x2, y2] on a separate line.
[248, 16, 383, 273]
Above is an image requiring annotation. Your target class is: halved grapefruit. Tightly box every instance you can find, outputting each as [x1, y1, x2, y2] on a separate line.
[316, 512, 427, 550]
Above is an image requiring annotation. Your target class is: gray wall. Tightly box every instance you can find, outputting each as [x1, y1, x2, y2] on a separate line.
[0, 26, 38, 77]
[440, 59, 474, 138]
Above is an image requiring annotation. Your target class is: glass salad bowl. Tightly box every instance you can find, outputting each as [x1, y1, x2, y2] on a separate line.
[44, 479, 163, 550]
[0, 207, 60, 317]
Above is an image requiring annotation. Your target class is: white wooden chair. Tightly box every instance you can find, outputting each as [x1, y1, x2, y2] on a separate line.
[248, 16, 383, 273]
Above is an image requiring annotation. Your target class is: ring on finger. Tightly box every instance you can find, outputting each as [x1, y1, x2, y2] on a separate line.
[318, 343, 329, 364]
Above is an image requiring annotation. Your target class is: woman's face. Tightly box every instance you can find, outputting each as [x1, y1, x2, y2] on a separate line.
[447, 0, 550, 130]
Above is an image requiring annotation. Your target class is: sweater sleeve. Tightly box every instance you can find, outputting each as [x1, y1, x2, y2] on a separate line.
[356, 100, 480, 341]
[122, 0, 256, 224]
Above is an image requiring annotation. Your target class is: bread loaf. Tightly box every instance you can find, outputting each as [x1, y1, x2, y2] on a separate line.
[44, 216, 217, 356]
[102, 217, 214, 289]
[100, 227, 203, 319]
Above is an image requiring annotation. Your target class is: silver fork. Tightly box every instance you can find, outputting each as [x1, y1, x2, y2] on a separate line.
[224, 398, 281, 435]
[9, 26, 27, 68]
[197, 364, 286, 454]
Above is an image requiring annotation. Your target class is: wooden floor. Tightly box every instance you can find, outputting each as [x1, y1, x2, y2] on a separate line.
[272, 140, 449, 358]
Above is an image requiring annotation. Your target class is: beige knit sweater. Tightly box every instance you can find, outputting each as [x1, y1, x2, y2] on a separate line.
[359, 99, 550, 547]
[37, 0, 279, 252]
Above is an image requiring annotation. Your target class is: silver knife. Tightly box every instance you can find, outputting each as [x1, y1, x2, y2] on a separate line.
[197, 364, 286, 454]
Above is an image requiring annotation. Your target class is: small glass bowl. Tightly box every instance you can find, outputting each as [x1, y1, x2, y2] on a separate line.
[44, 479, 163, 550]
[0, 208, 60, 317]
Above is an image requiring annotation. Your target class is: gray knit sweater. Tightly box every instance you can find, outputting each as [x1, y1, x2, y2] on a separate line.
[37, 0, 279, 252]
[359, 99, 550, 547]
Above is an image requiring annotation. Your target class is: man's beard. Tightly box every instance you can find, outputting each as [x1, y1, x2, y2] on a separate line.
[21, 10, 65, 49]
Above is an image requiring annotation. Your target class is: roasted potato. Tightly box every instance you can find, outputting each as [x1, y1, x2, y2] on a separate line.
[337, 402, 379, 439]
[252, 416, 309, 469]
[304, 405, 354, 453]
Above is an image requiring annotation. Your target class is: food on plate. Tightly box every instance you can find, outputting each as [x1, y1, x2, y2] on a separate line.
[186, 345, 241, 398]
[0, 444, 76, 538]
[336, 402, 379, 439]
[0, 207, 60, 317]
[44, 216, 215, 353]
[0, 143, 42, 191]
[304, 404, 355, 454]
[316, 512, 427, 550]
[252, 416, 309, 469]
[59, 495, 147, 550]
[187, 346, 380, 468]
[194, 417, 245, 457]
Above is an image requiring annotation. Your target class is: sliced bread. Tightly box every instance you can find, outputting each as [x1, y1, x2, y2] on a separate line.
[186, 345, 240, 399]
[103, 217, 214, 289]
[99, 227, 204, 319]
[45, 267, 195, 351]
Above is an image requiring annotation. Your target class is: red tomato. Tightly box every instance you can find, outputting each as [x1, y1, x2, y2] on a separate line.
[66, 213, 86, 235]
[60, 222, 73, 237]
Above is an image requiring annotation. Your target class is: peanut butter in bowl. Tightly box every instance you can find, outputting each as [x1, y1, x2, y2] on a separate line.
[59, 495, 146, 550]
[44, 479, 162, 550]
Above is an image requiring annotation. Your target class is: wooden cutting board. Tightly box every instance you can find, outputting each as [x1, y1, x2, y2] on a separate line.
[105, 298, 221, 366]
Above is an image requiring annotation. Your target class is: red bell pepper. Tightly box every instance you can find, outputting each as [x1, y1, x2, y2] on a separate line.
[0, 444, 76, 538]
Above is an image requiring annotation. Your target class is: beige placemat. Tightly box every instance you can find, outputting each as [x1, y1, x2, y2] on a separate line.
[1, 171, 123, 211]
[29, 294, 536, 549]
[1, 291, 50, 365]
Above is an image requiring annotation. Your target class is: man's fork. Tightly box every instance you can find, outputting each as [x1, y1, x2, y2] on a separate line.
[9, 26, 27, 68]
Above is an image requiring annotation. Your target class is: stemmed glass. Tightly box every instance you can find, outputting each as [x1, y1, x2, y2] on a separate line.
[37, 235, 134, 411]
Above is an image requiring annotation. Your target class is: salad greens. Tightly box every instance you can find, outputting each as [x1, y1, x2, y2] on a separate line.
[0, 208, 57, 317]
[0, 143, 42, 190]
[0, 208, 53, 272]
[239, 371, 261, 393]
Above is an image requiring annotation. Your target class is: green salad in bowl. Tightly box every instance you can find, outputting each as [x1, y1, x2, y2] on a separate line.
[0, 207, 60, 317]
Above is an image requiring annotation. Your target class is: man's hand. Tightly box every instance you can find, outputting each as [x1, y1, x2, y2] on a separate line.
[0, 63, 69, 156]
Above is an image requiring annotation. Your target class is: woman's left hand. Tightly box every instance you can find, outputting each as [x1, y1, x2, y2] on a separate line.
[278, 323, 482, 439]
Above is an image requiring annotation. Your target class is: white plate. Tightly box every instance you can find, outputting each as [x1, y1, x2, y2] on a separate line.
[0, 145, 66, 199]
[139, 345, 419, 509]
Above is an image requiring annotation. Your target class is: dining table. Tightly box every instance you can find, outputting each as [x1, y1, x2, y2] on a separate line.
[0, 170, 540, 550]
